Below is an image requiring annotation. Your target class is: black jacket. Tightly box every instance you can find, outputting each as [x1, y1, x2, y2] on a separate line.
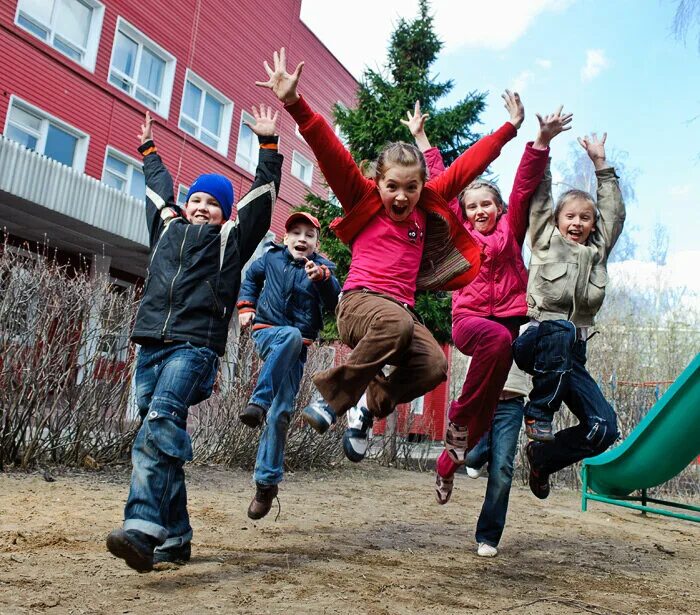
[237, 243, 340, 341]
[131, 137, 282, 355]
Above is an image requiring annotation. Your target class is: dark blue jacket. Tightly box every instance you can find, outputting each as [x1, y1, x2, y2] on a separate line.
[237, 243, 340, 340]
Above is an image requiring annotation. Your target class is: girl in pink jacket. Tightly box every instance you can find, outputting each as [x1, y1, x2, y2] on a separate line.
[403, 102, 572, 504]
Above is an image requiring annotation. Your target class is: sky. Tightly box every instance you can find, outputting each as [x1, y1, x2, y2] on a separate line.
[299, 0, 700, 278]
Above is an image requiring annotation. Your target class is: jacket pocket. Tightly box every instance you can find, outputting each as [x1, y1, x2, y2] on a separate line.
[534, 262, 569, 302]
[585, 266, 608, 313]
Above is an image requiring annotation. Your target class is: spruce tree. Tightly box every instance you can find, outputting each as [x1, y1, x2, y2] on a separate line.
[300, 0, 486, 342]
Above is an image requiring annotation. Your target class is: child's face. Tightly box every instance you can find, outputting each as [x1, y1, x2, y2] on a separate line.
[557, 198, 596, 244]
[185, 192, 224, 225]
[284, 222, 319, 259]
[462, 187, 502, 234]
[377, 165, 424, 222]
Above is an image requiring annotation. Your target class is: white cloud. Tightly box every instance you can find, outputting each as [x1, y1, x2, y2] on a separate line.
[581, 49, 609, 82]
[536, 58, 552, 69]
[511, 70, 535, 93]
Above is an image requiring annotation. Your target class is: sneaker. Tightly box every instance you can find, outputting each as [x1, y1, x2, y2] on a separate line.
[524, 418, 555, 442]
[343, 395, 373, 463]
[466, 465, 485, 479]
[526, 442, 550, 500]
[445, 421, 469, 465]
[302, 395, 337, 434]
[106, 528, 160, 573]
[434, 471, 454, 505]
[154, 542, 191, 566]
[247, 482, 279, 520]
[477, 542, 498, 557]
[239, 403, 266, 428]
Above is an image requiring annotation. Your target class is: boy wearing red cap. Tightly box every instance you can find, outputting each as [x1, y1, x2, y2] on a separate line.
[237, 211, 340, 519]
[106, 107, 282, 572]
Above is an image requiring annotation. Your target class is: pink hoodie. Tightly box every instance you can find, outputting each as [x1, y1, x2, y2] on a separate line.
[423, 142, 548, 320]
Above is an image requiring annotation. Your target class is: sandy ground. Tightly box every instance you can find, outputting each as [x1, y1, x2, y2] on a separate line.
[0, 464, 698, 615]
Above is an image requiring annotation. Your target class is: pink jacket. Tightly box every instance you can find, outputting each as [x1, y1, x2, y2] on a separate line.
[423, 142, 548, 320]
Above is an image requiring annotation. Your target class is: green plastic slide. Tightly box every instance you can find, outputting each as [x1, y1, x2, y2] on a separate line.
[581, 353, 700, 522]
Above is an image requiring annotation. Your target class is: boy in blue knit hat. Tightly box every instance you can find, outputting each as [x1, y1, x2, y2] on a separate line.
[106, 107, 282, 573]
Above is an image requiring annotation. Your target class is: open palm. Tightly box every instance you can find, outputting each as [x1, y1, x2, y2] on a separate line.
[255, 48, 304, 105]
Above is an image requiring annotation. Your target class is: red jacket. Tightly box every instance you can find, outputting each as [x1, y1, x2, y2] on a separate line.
[285, 96, 517, 291]
[424, 143, 548, 319]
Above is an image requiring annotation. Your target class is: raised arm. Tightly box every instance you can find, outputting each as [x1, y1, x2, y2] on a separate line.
[508, 106, 572, 246]
[256, 48, 372, 212]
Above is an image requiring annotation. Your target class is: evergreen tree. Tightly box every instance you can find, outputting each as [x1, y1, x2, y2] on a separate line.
[299, 0, 486, 342]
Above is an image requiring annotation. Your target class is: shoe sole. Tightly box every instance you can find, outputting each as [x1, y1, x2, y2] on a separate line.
[106, 531, 153, 573]
[302, 408, 331, 434]
[342, 431, 367, 463]
[525, 445, 550, 500]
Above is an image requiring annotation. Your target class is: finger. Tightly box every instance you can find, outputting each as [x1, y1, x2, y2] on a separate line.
[535, 113, 544, 126]
[292, 61, 304, 79]
[555, 105, 563, 117]
[406, 110, 413, 121]
[600, 132, 607, 145]
[272, 110, 279, 124]
[400, 119, 409, 127]
[273, 49, 280, 70]
[414, 100, 421, 114]
[280, 47, 286, 69]
[591, 132, 598, 143]
[561, 125, 573, 131]
[422, 113, 430, 122]
[577, 136, 586, 149]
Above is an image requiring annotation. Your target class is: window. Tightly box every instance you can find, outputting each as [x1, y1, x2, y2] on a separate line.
[15, 0, 104, 71]
[108, 18, 176, 117]
[410, 396, 424, 416]
[179, 70, 233, 155]
[177, 184, 189, 208]
[4, 97, 88, 170]
[102, 148, 145, 201]
[291, 151, 313, 186]
[235, 111, 259, 174]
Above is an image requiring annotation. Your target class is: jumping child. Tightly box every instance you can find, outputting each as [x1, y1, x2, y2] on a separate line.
[106, 107, 282, 572]
[512, 132, 625, 499]
[255, 48, 522, 446]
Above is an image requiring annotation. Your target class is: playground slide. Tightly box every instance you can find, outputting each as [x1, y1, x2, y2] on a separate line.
[581, 353, 700, 521]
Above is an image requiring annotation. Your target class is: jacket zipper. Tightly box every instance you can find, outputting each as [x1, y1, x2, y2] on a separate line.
[162, 226, 189, 337]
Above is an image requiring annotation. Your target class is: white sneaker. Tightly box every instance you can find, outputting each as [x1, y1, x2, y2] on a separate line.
[343, 394, 373, 462]
[466, 465, 485, 479]
[477, 542, 498, 557]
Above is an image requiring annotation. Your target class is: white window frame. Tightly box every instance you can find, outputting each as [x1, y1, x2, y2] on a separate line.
[15, 0, 105, 72]
[234, 110, 259, 174]
[178, 69, 233, 155]
[410, 395, 425, 416]
[177, 183, 189, 208]
[291, 150, 314, 186]
[101, 147, 145, 201]
[4, 95, 89, 171]
[107, 17, 176, 118]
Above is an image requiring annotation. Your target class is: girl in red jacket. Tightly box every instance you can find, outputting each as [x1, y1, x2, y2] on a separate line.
[256, 48, 521, 442]
[402, 101, 573, 504]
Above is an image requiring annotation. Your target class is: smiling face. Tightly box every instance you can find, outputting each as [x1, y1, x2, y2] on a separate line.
[184, 192, 224, 225]
[377, 164, 424, 222]
[284, 221, 319, 260]
[462, 186, 503, 234]
[556, 197, 597, 244]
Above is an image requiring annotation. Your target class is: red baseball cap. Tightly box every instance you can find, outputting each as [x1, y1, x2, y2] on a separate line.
[285, 211, 321, 231]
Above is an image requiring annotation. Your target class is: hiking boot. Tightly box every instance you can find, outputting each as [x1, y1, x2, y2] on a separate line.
[526, 442, 550, 500]
[477, 542, 498, 557]
[247, 482, 279, 520]
[239, 403, 266, 428]
[524, 418, 555, 442]
[445, 421, 469, 465]
[343, 395, 373, 463]
[302, 395, 337, 434]
[154, 542, 191, 566]
[434, 471, 454, 505]
[106, 528, 160, 572]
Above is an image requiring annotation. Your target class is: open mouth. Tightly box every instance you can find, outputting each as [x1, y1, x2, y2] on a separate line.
[293, 245, 308, 255]
[567, 230, 583, 241]
[391, 203, 408, 217]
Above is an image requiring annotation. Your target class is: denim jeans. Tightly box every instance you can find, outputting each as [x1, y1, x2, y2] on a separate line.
[465, 397, 524, 547]
[251, 327, 306, 486]
[123, 341, 218, 545]
[512, 321, 618, 474]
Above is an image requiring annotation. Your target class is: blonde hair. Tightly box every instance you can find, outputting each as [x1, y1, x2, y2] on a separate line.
[458, 179, 505, 219]
[554, 189, 599, 224]
[374, 142, 427, 183]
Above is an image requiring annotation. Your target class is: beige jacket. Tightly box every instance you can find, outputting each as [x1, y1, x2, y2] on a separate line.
[526, 164, 625, 327]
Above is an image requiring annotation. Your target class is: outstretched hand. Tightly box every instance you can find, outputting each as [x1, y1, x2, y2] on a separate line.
[503, 90, 524, 130]
[533, 106, 573, 149]
[400, 100, 430, 137]
[138, 111, 153, 144]
[255, 47, 304, 105]
[245, 104, 279, 136]
[578, 132, 608, 170]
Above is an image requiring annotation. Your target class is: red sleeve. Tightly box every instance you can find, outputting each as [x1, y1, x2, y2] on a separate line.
[423, 146, 463, 221]
[285, 96, 373, 213]
[506, 142, 550, 246]
[426, 122, 517, 204]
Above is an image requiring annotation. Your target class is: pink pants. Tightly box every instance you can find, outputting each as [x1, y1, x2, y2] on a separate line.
[437, 315, 520, 478]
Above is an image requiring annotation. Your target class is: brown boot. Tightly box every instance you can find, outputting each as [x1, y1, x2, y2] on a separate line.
[247, 483, 279, 520]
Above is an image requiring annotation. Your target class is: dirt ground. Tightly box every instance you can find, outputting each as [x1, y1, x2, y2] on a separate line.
[0, 464, 698, 615]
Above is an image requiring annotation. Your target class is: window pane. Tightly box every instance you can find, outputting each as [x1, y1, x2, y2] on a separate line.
[135, 88, 158, 108]
[19, 0, 53, 24]
[130, 168, 146, 201]
[177, 187, 188, 207]
[103, 171, 125, 191]
[109, 73, 131, 93]
[112, 31, 137, 77]
[44, 124, 77, 166]
[202, 94, 222, 136]
[182, 81, 201, 120]
[17, 14, 49, 39]
[10, 106, 42, 132]
[105, 154, 128, 176]
[6, 124, 39, 151]
[239, 121, 254, 155]
[179, 117, 197, 136]
[137, 47, 164, 96]
[55, 0, 91, 48]
[200, 132, 218, 148]
[54, 37, 82, 60]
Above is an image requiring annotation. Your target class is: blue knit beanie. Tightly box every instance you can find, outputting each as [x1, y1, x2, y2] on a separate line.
[185, 173, 234, 220]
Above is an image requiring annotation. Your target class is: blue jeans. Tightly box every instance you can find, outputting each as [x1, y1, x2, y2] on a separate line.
[465, 397, 524, 547]
[512, 321, 618, 474]
[123, 341, 218, 546]
[251, 327, 306, 486]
